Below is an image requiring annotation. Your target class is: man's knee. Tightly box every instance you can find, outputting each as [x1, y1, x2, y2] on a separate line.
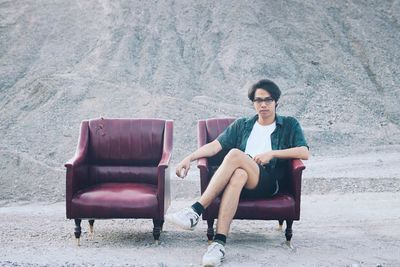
[224, 148, 245, 163]
[228, 168, 248, 188]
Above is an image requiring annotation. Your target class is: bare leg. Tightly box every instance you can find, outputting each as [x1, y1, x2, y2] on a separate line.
[216, 168, 248, 235]
[199, 149, 260, 208]
[166, 149, 260, 234]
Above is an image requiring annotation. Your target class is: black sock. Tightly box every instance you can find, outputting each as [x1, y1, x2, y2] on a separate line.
[213, 233, 226, 245]
[191, 202, 205, 216]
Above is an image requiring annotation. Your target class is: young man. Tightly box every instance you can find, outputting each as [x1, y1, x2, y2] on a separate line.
[166, 79, 309, 266]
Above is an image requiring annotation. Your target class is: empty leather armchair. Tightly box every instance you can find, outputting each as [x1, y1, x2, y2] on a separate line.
[65, 118, 173, 245]
[197, 118, 305, 247]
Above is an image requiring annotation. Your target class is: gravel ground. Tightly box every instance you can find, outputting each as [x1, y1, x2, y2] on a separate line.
[1, 193, 399, 267]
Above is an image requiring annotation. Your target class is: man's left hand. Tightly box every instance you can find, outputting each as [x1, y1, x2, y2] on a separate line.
[253, 151, 274, 165]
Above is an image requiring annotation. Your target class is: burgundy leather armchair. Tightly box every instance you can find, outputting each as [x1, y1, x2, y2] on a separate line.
[65, 118, 173, 245]
[197, 118, 305, 246]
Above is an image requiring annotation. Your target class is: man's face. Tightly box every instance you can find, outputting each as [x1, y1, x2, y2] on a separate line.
[253, 88, 277, 120]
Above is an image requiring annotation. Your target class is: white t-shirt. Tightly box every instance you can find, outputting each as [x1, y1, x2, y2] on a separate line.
[244, 121, 276, 158]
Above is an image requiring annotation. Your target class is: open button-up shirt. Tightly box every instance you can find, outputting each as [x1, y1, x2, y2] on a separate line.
[217, 114, 308, 181]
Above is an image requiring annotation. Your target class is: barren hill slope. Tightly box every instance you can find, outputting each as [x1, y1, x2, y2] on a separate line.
[1, 0, 399, 203]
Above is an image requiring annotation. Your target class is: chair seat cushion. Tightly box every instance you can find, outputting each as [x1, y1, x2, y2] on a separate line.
[71, 183, 158, 219]
[205, 193, 296, 220]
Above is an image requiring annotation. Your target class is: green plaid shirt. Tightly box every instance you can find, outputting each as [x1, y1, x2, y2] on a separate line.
[217, 114, 308, 181]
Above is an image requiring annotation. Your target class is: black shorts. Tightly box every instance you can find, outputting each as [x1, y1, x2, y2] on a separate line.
[240, 162, 279, 199]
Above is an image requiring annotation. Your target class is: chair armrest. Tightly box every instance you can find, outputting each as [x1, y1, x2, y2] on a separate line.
[289, 158, 306, 219]
[158, 120, 173, 169]
[158, 151, 172, 168]
[65, 156, 85, 168]
[197, 157, 208, 170]
[291, 158, 306, 173]
[65, 121, 89, 168]
[157, 120, 173, 217]
[197, 119, 211, 193]
[65, 120, 90, 218]
[197, 119, 208, 147]
[198, 158, 210, 194]
[197, 119, 208, 171]
[196, 119, 209, 171]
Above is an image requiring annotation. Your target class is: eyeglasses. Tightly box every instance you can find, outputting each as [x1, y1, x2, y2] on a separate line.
[253, 97, 275, 105]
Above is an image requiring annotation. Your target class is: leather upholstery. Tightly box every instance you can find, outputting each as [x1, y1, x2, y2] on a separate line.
[205, 118, 235, 144]
[197, 118, 305, 221]
[88, 166, 158, 184]
[205, 194, 296, 219]
[88, 119, 165, 165]
[71, 183, 158, 219]
[65, 118, 173, 221]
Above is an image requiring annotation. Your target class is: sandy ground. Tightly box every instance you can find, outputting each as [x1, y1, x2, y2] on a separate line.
[1, 193, 399, 267]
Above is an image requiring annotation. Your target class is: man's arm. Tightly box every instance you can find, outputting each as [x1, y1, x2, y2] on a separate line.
[271, 146, 309, 160]
[253, 146, 309, 165]
[176, 140, 222, 178]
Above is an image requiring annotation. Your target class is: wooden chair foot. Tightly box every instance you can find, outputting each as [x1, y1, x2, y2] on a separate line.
[283, 220, 294, 250]
[88, 220, 95, 239]
[153, 219, 162, 243]
[206, 219, 214, 242]
[74, 219, 82, 246]
[278, 220, 284, 231]
[89, 219, 95, 235]
[160, 220, 164, 232]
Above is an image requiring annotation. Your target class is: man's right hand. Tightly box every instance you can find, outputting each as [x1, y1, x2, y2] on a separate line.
[175, 157, 191, 178]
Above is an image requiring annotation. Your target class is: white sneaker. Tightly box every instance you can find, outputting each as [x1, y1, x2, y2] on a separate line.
[165, 207, 200, 230]
[202, 241, 225, 267]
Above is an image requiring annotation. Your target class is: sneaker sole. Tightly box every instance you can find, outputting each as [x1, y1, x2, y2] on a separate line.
[202, 256, 224, 267]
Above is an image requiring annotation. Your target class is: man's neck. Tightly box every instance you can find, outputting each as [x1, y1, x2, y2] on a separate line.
[257, 116, 275, 126]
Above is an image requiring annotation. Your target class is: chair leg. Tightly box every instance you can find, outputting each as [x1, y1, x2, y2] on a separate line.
[88, 220, 95, 237]
[153, 219, 162, 245]
[285, 220, 294, 248]
[278, 220, 284, 231]
[207, 219, 214, 243]
[74, 219, 82, 246]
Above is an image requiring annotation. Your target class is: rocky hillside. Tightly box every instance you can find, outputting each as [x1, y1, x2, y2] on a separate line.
[1, 0, 399, 203]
